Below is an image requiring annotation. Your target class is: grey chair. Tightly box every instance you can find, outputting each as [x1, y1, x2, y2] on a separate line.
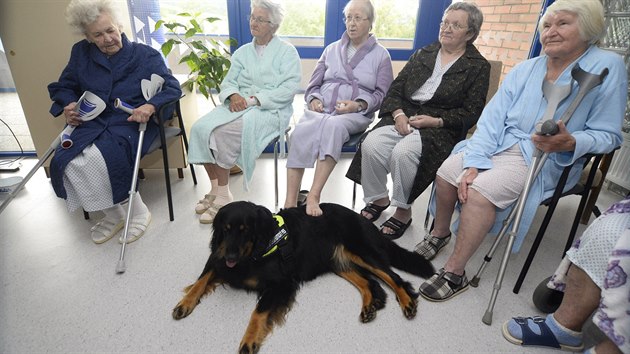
[265, 126, 291, 209]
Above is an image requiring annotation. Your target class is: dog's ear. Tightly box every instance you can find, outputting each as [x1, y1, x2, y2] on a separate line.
[210, 208, 226, 251]
[252, 205, 275, 246]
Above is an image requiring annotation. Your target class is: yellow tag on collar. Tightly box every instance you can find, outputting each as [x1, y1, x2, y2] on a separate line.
[262, 215, 287, 258]
[273, 214, 284, 227]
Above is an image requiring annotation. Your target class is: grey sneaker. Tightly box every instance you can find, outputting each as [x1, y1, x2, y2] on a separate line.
[414, 232, 451, 260]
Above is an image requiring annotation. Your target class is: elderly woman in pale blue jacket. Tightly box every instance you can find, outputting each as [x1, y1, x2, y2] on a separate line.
[417, 0, 627, 302]
[188, 0, 301, 224]
[284, 0, 393, 216]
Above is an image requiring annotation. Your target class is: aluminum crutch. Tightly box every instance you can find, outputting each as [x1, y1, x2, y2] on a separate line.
[114, 74, 164, 274]
[475, 64, 608, 325]
[468, 79, 572, 288]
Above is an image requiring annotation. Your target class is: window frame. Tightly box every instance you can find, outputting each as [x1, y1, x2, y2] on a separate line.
[226, 0, 451, 61]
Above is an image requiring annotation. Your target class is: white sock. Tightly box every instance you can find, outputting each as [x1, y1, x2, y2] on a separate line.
[131, 193, 149, 216]
[214, 184, 233, 206]
[210, 179, 219, 195]
[102, 204, 125, 220]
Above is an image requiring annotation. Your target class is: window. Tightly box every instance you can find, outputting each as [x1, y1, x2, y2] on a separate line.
[372, 0, 419, 49]
[274, 0, 326, 47]
[159, 0, 229, 35]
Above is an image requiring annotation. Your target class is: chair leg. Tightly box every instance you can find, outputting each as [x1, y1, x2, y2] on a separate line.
[274, 139, 279, 210]
[177, 168, 183, 179]
[352, 182, 357, 209]
[189, 163, 197, 185]
[563, 154, 604, 253]
[512, 164, 572, 294]
[177, 102, 197, 185]
[159, 128, 174, 222]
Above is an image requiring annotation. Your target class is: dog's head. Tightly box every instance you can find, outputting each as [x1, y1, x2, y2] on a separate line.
[211, 201, 276, 268]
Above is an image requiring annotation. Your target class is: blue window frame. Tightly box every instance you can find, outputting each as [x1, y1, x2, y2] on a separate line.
[227, 0, 451, 61]
[130, 0, 453, 61]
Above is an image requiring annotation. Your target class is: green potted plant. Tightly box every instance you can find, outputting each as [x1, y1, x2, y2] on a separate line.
[156, 13, 235, 107]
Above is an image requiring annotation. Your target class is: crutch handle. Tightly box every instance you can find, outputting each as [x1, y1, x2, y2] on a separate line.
[535, 120, 559, 136]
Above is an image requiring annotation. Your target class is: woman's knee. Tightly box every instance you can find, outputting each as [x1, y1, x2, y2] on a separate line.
[466, 189, 495, 210]
[391, 142, 420, 164]
[361, 133, 379, 155]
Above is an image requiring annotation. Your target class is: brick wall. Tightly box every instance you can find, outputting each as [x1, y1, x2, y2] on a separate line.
[465, 0, 543, 80]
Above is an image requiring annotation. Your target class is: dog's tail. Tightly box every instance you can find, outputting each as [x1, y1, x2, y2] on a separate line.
[387, 241, 435, 278]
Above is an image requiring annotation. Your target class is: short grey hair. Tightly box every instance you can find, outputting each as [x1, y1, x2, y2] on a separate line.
[65, 0, 122, 34]
[444, 2, 484, 44]
[538, 0, 605, 45]
[343, 0, 376, 29]
[251, 0, 284, 30]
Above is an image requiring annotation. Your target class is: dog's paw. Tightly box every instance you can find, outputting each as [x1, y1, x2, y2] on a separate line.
[360, 304, 377, 323]
[239, 341, 260, 354]
[402, 298, 417, 320]
[172, 302, 194, 320]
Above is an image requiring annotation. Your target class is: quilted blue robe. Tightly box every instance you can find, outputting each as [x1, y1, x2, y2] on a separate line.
[48, 34, 182, 204]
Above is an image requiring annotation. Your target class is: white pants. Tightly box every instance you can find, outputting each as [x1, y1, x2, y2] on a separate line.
[209, 118, 242, 169]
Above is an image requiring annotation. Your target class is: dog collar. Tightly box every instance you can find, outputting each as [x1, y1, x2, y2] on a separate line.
[261, 215, 288, 258]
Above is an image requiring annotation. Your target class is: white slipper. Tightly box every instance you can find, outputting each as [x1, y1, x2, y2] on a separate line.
[199, 203, 223, 224]
[91, 217, 124, 244]
[118, 212, 152, 244]
[195, 194, 216, 214]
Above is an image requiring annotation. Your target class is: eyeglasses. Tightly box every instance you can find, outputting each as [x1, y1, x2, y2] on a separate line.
[249, 15, 272, 24]
[439, 21, 468, 31]
[343, 16, 369, 24]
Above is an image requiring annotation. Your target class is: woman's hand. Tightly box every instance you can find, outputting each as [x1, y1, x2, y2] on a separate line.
[531, 121, 576, 153]
[229, 94, 248, 112]
[334, 100, 362, 114]
[309, 98, 324, 112]
[63, 102, 82, 126]
[409, 115, 442, 129]
[458, 168, 478, 204]
[392, 110, 413, 136]
[127, 103, 156, 123]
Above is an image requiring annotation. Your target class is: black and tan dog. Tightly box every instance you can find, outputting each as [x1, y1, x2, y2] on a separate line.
[172, 201, 434, 353]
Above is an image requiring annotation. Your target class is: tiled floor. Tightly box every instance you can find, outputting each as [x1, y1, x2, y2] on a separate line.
[0, 139, 624, 353]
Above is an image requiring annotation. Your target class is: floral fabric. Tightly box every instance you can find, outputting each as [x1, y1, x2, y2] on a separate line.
[548, 196, 630, 353]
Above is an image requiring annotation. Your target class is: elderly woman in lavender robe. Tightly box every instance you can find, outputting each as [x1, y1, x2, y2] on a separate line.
[284, 0, 393, 216]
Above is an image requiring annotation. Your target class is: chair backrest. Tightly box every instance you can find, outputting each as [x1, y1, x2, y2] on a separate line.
[140, 98, 187, 169]
[486, 60, 503, 104]
[146, 99, 182, 153]
[464, 60, 502, 138]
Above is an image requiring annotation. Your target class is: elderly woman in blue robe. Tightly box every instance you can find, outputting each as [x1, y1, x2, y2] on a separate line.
[416, 0, 627, 302]
[188, 0, 301, 224]
[48, 0, 182, 244]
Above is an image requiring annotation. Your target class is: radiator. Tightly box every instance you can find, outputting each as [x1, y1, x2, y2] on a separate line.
[607, 132, 630, 190]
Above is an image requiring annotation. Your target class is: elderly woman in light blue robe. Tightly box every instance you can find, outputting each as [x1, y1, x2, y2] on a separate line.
[417, 0, 627, 302]
[188, 0, 301, 224]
